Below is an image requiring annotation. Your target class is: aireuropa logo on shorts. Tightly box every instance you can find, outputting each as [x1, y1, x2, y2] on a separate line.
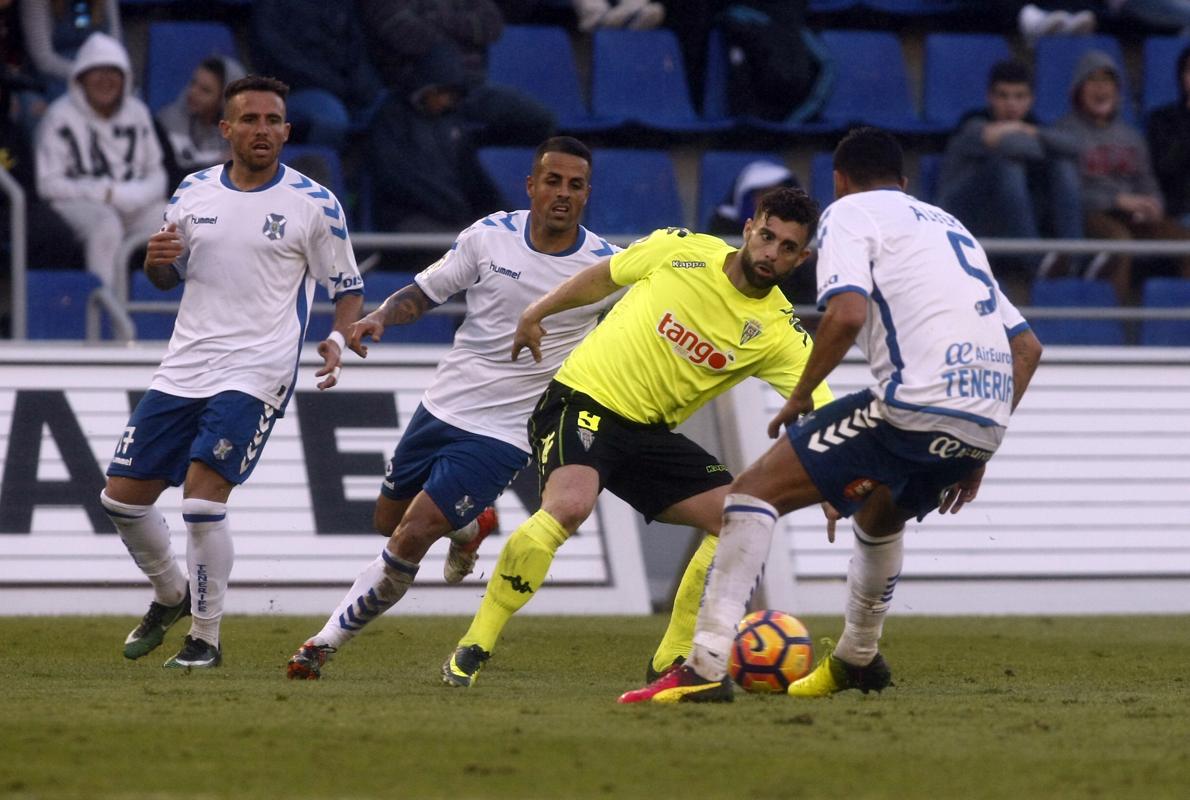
[656, 311, 732, 370]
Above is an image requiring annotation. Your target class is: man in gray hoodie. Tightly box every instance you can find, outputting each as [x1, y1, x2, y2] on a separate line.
[1056, 48, 1190, 303]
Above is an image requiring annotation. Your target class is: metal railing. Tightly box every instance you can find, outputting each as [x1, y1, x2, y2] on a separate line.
[0, 168, 28, 340]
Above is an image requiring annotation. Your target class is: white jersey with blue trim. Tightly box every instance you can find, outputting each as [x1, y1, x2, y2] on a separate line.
[414, 209, 621, 453]
[815, 189, 1029, 448]
[149, 162, 362, 413]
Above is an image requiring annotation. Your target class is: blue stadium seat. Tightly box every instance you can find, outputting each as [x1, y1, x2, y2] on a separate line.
[922, 33, 1013, 128]
[817, 30, 944, 133]
[1032, 35, 1132, 125]
[1140, 277, 1190, 345]
[282, 144, 346, 199]
[26, 270, 102, 340]
[916, 153, 942, 204]
[810, 152, 835, 210]
[343, 271, 457, 344]
[584, 149, 685, 234]
[145, 22, 237, 113]
[591, 29, 732, 133]
[697, 151, 786, 231]
[1030, 279, 1124, 345]
[129, 271, 182, 341]
[477, 147, 535, 210]
[1142, 35, 1190, 115]
[489, 25, 624, 133]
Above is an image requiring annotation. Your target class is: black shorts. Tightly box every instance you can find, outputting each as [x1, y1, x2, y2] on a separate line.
[529, 381, 733, 521]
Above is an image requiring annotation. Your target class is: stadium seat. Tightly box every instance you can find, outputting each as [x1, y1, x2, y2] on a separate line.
[922, 33, 1013, 129]
[1032, 35, 1132, 125]
[145, 21, 237, 113]
[1139, 277, 1190, 346]
[129, 271, 182, 341]
[697, 150, 786, 231]
[810, 151, 835, 210]
[1029, 278, 1124, 345]
[282, 144, 346, 199]
[489, 25, 625, 133]
[477, 147, 535, 210]
[590, 29, 732, 133]
[584, 149, 685, 234]
[1142, 35, 1190, 115]
[816, 30, 944, 133]
[26, 270, 102, 340]
[915, 153, 942, 203]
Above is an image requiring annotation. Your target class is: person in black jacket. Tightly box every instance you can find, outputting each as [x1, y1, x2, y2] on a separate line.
[1146, 44, 1190, 226]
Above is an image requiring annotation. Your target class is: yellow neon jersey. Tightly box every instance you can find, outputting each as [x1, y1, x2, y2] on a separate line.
[555, 227, 833, 427]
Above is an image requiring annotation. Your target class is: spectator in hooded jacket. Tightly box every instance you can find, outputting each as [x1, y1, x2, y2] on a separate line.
[1056, 49, 1190, 302]
[34, 31, 166, 289]
[154, 55, 245, 189]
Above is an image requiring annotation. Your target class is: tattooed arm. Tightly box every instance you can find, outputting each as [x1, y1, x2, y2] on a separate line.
[346, 282, 435, 357]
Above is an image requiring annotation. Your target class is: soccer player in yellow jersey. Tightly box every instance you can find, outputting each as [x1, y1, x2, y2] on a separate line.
[441, 187, 834, 687]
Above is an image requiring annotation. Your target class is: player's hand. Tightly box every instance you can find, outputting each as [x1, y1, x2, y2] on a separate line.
[511, 314, 546, 363]
[315, 336, 343, 390]
[144, 223, 183, 268]
[347, 314, 384, 358]
[821, 501, 841, 543]
[938, 464, 985, 514]
[767, 393, 813, 439]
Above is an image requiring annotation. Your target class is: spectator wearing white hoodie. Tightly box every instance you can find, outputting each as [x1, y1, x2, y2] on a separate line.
[34, 31, 166, 289]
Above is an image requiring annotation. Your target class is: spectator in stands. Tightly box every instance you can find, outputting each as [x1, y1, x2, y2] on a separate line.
[938, 59, 1083, 280]
[1057, 49, 1190, 302]
[573, 0, 665, 31]
[19, 0, 120, 88]
[249, 0, 384, 150]
[1146, 44, 1190, 226]
[154, 55, 244, 190]
[358, 0, 555, 147]
[365, 39, 501, 241]
[34, 32, 166, 290]
[707, 160, 797, 236]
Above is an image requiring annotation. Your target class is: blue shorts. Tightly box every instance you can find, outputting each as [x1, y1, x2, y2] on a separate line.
[787, 390, 995, 519]
[106, 389, 278, 486]
[381, 404, 530, 529]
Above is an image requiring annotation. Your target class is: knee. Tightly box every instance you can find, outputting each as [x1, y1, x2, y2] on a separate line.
[540, 498, 594, 534]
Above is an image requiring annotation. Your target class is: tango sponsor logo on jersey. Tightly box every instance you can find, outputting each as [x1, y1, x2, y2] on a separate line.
[262, 213, 287, 240]
[656, 312, 733, 370]
[941, 341, 1014, 403]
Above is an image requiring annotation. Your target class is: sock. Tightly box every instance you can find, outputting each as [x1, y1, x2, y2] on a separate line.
[458, 509, 568, 654]
[312, 550, 419, 649]
[834, 521, 903, 667]
[689, 494, 777, 681]
[650, 533, 718, 673]
[101, 490, 186, 606]
[182, 498, 232, 647]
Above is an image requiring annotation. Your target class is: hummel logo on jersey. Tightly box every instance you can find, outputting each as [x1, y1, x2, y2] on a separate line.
[262, 213, 287, 240]
[488, 263, 522, 280]
[805, 402, 883, 453]
[740, 319, 762, 345]
[240, 405, 276, 474]
[501, 574, 534, 594]
[657, 312, 732, 370]
[190, 215, 217, 224]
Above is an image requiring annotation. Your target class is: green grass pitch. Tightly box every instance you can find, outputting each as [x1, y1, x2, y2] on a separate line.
[2, 614, 1187, 799]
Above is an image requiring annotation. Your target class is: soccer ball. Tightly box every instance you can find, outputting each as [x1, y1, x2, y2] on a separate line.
[728, 609, 813, 693]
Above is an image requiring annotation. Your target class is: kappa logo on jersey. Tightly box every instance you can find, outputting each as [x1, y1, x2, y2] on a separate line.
[740, 319, 762, 346]
[262, 213, 287, 241]
[657, 312, 732, 370]
[805, 402, 883, 453]
[240, 405, 276, 474]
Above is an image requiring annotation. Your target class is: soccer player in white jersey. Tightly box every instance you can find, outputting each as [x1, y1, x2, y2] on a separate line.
[100, 76, 364, 669]
[622, 127, 1044, 703]
[285, 137, 625, 679]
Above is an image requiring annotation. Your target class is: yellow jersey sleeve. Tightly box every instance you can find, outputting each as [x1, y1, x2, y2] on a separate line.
[609, 228, 691, 285]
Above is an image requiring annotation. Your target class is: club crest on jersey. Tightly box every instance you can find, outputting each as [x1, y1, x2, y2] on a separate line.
[740, 319, 762, 346]
[455, 495, 475, 517]
[262, 213, 287, 240]
[657, 311, 732, 370]
[212, 438, 233, 461]
[578, 429, 595, 451]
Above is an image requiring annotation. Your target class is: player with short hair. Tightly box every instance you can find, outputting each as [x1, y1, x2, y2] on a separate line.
[620, 127, 1043, 704]
[102, 75, 364, 669]
[440, 186, 834, 688]
[285, 137, 630, 679]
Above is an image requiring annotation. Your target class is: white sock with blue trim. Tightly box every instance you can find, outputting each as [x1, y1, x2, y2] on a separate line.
[689, 493, 778, 680]
[312, 549, 419, 649]
[834, 521, 903, 667]
[101, 490, 186, 606]
[183, 497, 232, 647]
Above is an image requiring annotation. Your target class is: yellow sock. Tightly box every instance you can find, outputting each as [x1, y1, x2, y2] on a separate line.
[459, 509, 569, 654]
[650, 533, 718, 673]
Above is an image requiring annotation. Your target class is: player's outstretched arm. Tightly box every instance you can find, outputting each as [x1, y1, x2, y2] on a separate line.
[143, 223, 184, 290]
[1008, 327, 1043, 412]
[317, 293, 365, 390]
[347, 283, 434, 357]
[512, 258, 617, 362]
[767, 291, 867, 438]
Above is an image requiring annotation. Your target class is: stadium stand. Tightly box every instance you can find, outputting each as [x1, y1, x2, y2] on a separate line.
[129, 271, 181, 341]
[25, 271, 103, 340]
[922, 32, 1014, 129]
[1032, 34, 1133, 124]
[696, 150, 786, 231]
[144, 21, 237, 114]
[583, 148, 684, 233]
[1029, 278, 1125, 346]
[476, 147, 534, 211]
[1140, 277, 1190, 346]
[1142, 35, 1190, 115]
